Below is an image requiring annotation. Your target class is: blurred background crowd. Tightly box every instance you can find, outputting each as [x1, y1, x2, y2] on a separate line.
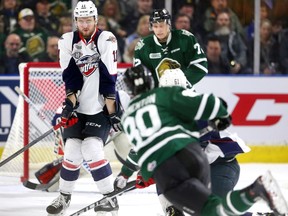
[0, 0, 287, 75]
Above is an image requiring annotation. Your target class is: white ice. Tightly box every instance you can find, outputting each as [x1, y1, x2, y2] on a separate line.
[0, 163, 287, 216]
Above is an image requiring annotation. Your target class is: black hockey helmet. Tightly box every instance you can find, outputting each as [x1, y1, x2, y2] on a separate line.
[149, 8, 171, 28]
[124, 65, 154, 95]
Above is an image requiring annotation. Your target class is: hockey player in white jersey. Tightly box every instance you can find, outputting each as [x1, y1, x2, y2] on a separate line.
[46, 1, 121, 215]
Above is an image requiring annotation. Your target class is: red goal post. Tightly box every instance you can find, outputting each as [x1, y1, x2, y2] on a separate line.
[0, 62, 132, 181]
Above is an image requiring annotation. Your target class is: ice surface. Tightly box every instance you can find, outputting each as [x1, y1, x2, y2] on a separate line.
[0, 163, 287, 216]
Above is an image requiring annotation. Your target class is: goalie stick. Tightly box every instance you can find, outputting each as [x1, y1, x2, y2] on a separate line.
[23, 173, 60, 191]
[69, 180, 137, 216]
[22, 157, 63, 191]
[0, 122, 62, 167]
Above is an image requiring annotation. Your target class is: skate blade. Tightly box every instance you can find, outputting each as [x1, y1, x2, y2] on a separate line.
[95, 211, 118, 216]
[47, 213, 64, 216]
[261, 170, 288, 215]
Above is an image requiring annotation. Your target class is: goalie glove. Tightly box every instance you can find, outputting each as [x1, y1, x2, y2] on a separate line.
[61, 98, 79, 128]
[135, 172, 155, 189]
[114, 173, 129, 189]
[209, 115, 232, 131]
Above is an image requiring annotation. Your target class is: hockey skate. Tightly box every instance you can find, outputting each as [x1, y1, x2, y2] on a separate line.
[249, 171, 288, 216]
[94, 196, 119, 216]
[252, 213, 275, 216]
[166, 206, 185, 216]
[46, 193, 71, 216]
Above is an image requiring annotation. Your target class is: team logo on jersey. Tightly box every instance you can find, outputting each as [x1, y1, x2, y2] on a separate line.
[73, 51, 83, 59]
[75, 44, 82, 50]
[106, 36, 117, 43]
[76, 53, 100, 77]
[90, 41, 98, 52]
[155, 58, 181, 78]
[147, 160, 157, 172]
[135, 39, 144, 50]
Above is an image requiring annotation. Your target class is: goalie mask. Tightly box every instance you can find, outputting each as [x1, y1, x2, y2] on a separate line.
[149, 8, 171, 30]
[124, 65, 154, 95]
[74, 0, 98, 21]
[159, 68, 188, 88]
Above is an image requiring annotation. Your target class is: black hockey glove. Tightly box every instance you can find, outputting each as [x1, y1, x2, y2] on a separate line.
[209, 115, 232, 131]
[61, 98, 79, 128]
[108, 110, 123, 132]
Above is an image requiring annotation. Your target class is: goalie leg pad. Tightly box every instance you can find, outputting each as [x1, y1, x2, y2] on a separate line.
[82, 137, 114, 194]
[35, 158, 62, 184]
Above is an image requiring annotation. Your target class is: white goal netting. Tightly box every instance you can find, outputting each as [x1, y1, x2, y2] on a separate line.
[0, 62, 131, 180]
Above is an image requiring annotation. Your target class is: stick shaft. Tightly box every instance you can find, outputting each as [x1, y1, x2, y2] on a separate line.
[70, 180, 137, 216]
[15, 86, 50, 126]
[0, 123, 61, 168]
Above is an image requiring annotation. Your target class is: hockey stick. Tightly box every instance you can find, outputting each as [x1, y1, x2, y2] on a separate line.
[23, 173, 60, 191]
[114, 149, 139, 172]
[22, 156, 63, 190]
[0, 122, 62, 168]
[14, 86, 51, 127]
[69, 180, 137, 216]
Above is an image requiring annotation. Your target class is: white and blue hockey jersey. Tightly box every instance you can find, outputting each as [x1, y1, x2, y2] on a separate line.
[58, 29, 118, 115]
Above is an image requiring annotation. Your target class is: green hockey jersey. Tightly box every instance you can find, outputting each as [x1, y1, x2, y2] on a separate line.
[134, 29, 208, 87]
[121, 87, 228, 180]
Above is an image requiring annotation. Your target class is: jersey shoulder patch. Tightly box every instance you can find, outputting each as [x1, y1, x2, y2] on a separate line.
[135, 39, 145, 50]
[180, 29, 194, 37]
[135, 35, 153, 51]
[60, 32, 73, 41]
[99, 30, 117, 43]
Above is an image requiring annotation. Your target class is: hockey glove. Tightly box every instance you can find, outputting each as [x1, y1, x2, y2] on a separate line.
[109, 108, 123, 132]
[61, 98, 79, 128]
[135, 173, 155, 189]
[114, 173, 129, 189]
[209, 115, 232, 131]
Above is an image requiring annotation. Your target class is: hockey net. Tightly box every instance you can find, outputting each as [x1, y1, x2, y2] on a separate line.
[0, 62, 132, 181]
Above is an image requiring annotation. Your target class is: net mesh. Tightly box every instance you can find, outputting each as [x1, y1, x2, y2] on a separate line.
[0, 62, 131, 179]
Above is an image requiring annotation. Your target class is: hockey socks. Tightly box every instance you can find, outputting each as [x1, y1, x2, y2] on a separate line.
[201, 192, 255, 216]
[222, 190, 255, 215]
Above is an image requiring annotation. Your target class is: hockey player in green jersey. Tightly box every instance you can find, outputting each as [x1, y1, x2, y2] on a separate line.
[120, 64, 288, 216]
[133, 8, 207, 87]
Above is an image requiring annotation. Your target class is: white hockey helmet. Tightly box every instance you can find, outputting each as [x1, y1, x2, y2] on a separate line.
[159, 68, 187, 88]
[74, 0, 98, 20]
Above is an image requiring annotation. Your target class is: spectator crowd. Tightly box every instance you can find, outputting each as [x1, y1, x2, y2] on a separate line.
[0, 0, 287, 75]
